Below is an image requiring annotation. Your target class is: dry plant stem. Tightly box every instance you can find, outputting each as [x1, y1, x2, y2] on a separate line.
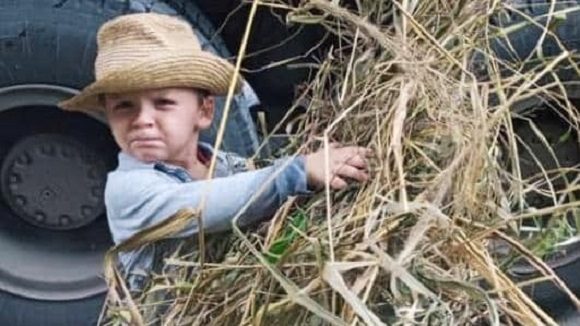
[231, 220, 347, 325]
[458, 235, 558, 326]
[340, 27, 360, 104]
[322, 262, 385, 325]
[102, 208, 200, 325]
[391, 0, 477, 79]
[322, 92, 370, 315]
[102, 1, 580, 324]
[177, 0, 261, 323]
[493, 230, 580, 309]
[254, 279, 323, 321]
[390, 81, 414, 211]
[204, 0, 260, 184]
[306, 0, 396, 51]
[503, 201, 580, 224]
[103, 255, 144, 325]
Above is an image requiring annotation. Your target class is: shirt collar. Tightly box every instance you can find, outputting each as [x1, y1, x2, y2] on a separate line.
[116, 141, 218, 172]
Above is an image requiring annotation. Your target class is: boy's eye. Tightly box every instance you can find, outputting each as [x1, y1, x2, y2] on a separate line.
[112, 101, 133, 111]
[154, 98, 176, 108]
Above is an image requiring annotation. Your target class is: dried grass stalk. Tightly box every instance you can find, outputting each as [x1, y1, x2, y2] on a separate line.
[101, 1, 580, 325]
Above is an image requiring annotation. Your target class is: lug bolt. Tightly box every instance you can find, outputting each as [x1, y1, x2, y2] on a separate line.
[41, 189, 53, 200]
[59, 215, 71, 226]
[91, 186, 102, 199]
[61, 146, 75, 159]
[14, 196, 26, 207]
[87, 167, 101, 180]
[9, 183, 19, 192]
[35, 212, 46, 222]
[81, 205, 93, 218]
[8, 173, 21, 184]
[40, 143, 55, 156]
[16, 153, 31, 166]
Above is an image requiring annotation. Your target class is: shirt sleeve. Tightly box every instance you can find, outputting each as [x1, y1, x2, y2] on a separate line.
[105, 156, 310, 243]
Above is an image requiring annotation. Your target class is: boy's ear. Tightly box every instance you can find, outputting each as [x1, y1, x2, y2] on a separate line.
[197, 96, 215, 130]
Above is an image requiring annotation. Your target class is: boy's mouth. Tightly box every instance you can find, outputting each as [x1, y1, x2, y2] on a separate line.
[129, 137, 163, 147]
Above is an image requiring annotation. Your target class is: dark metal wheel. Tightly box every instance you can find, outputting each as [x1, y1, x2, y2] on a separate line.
[0, 1, 261, 324]
[0, 84, 117, 302]
[1, 134, 107, 231]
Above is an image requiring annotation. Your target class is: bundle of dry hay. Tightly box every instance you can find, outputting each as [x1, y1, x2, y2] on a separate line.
[102, 1, 580, 325]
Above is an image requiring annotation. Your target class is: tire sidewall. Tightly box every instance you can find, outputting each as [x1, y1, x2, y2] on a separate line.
[0, 1, 258, 325]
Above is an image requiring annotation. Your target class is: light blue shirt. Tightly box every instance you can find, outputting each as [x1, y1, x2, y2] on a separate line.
[104, 143, 310, 289]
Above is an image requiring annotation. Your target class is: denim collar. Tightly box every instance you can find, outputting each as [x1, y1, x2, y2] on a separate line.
[116, 142, 240, 181]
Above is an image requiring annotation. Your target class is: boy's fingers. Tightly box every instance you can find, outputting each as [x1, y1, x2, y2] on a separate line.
[335, 164, 368, 182]
[346, 154, 368, 169]
[342, 146, 372, 158]
[330, 176, 348, 189]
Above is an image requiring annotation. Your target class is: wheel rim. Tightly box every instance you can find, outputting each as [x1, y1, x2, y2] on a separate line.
[1, 134, 107, 230]
[0, 84, 106, 122]
[0, 84, 116, 300]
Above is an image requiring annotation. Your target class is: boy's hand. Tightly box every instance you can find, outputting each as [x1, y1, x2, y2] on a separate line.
[305, 144, 372, 190]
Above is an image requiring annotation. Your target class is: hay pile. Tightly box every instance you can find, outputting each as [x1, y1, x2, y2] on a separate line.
[102, 1, 580, 325]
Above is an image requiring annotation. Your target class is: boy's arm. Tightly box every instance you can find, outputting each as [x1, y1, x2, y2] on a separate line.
[105, 156, 310, 243]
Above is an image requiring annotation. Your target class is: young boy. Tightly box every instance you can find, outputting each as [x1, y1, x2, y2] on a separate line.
[59, 13, 370, 291]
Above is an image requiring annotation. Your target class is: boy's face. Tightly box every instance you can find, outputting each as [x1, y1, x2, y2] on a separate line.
[104, 88, 214, 163]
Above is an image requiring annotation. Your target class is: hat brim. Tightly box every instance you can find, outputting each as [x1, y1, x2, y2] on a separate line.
[59, 52, 241, 112]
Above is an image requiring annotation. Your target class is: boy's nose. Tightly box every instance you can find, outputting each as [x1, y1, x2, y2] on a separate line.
[131, 106, 155, 128]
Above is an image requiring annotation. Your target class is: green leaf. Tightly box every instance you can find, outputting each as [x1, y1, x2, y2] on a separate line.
[558, 128, 572, 143]
[264, 210, 308, 264]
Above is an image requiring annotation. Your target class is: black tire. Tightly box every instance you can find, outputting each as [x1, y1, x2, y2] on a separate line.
[192, 0, 327, 130]
[0, 1, 259, 325]
[0, 0, 259, 157]
[486, 0, 580, 320]
[0, 292, 104, 326]
[482, 0, 580, 93]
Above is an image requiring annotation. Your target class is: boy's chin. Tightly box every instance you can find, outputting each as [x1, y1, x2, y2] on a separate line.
[130, 149, 166, 163]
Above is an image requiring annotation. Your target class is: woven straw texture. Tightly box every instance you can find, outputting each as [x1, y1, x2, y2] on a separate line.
[59, 13, 240, 112]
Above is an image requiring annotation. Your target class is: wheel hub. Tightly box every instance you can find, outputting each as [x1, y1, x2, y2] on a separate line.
[1, 134, 107, 230]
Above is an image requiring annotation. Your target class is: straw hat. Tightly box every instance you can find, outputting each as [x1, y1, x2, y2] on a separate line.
[59, 13, 240, 111]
